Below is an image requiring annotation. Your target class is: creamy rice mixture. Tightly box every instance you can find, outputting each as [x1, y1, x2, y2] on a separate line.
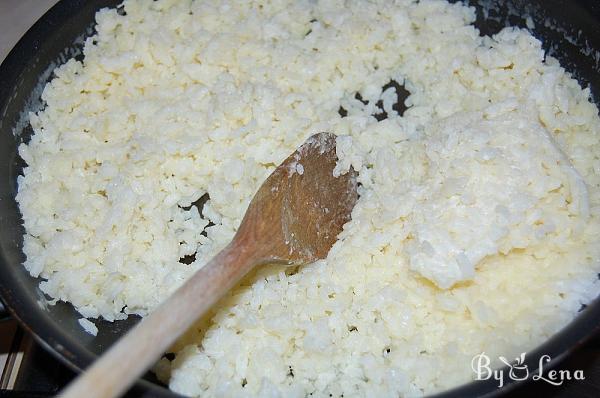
[16, 0, 600, 396]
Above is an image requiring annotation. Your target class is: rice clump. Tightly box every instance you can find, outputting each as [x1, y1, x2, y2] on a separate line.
[16, 0, 600, 396]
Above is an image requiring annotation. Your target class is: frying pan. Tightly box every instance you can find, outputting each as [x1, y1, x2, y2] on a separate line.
[1, 0, 600, 397]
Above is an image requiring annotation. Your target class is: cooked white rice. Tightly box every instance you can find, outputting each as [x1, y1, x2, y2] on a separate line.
[78, 317, 99, 336]
[16, 0, 600, 396]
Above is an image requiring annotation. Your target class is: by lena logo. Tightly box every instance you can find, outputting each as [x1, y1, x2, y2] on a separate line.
[471, 352, 585, 388]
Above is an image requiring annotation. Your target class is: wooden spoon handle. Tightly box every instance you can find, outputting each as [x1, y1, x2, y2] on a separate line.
[59, 241, 256, 398]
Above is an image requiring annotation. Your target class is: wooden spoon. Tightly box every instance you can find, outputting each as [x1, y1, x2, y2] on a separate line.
[60, 132, 358, 398]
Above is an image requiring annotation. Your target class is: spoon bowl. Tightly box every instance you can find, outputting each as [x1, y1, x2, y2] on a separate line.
[238, 132, 358, 264]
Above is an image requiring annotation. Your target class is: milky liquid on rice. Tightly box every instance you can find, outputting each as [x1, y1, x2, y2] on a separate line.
[16, 0, 600, 396]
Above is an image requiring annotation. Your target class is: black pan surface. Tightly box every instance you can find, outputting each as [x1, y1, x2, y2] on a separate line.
[1, 1, 600, 397]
